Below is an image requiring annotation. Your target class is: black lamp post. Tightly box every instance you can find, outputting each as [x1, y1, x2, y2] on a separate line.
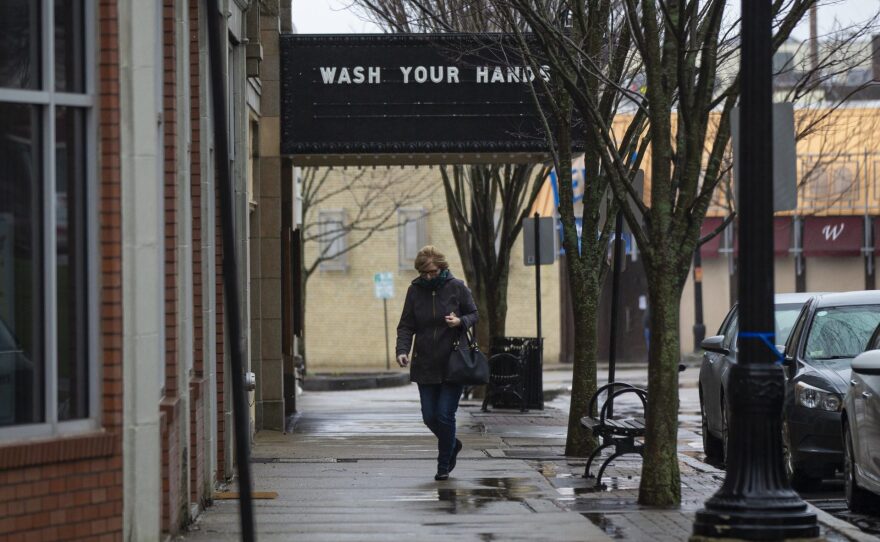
[692, 1, 819, 539]
[693, 248, 706, 352]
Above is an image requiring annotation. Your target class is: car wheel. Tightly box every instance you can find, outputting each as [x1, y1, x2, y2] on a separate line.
[844, 420, 877, 513]
[782, 419, 823, 492]
[701, 390, 724, 462]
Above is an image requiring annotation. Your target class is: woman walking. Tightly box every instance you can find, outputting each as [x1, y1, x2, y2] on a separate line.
[396, 246, 479, 481]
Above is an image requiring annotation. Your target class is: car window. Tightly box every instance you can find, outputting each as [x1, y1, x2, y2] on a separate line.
[717, 306, 736, 336]
[785, 301, 811, 354]
[722, 311, 739, 351]
[774, 304, 803, 345]
[869, 324, 880, 351]
[804, 305, 880, 362]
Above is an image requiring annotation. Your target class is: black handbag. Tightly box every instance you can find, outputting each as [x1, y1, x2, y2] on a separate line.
[445, 327, 490, 385]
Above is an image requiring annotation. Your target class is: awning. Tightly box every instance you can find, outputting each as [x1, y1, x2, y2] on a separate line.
[699, 217, 725, 258]
[803, 216, 864, 257]
[874, 217, 880, 251]
[729, 217, 791, 256]
[773, 217, 793, 255]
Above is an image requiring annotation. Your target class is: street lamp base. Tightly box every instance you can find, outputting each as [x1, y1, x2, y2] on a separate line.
[693, 497, 820, 540]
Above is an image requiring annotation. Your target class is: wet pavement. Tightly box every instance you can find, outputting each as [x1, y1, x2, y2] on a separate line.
[181, 365, 879, 541]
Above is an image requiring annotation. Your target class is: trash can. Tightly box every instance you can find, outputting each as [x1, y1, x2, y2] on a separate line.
[482, 337, 543, 411]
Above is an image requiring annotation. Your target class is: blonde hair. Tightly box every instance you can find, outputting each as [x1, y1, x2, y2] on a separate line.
[414, 245, 449, 273]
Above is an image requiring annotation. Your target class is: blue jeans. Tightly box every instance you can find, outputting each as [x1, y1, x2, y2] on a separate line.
[418, 383, 463, 473]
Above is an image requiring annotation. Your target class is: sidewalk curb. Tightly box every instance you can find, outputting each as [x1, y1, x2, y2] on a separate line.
[678, 454, 879, 542]
[302, 371, 410, 391]
[807, 505, 880, 542]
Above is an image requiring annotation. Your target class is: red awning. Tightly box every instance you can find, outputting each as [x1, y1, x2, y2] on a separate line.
[803, 216, 864, 257]
[732, 217, 791, 256]
[773, 217, 792, 255]
[874, 217, 880, 250]
[699, 217, 724, 258]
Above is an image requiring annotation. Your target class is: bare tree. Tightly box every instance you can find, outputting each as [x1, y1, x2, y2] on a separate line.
[301, 166, 438, 281]
[708, 14, 880, 216]
[354, 0, 638, 459]
[493, 0, 825, 506]
[348, 0, 550, 348]
[298, 166, 438, 361]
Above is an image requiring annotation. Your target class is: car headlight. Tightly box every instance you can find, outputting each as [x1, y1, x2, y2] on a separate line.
[795, 382, 841, 412]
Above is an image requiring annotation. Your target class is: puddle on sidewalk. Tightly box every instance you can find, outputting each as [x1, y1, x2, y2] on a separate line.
[555, 476, 640, 495]
[384, 477, 541, 514]
[582, 513, 626, 539]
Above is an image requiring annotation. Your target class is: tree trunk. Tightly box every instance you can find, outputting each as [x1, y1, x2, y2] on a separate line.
[638, 263, 684, 506]
[564, 261, 600, 456]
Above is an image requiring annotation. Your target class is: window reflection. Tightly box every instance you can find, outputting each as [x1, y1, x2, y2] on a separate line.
[0, 0, 41, 90]
[0, 102, 44, 426]
[54, 0, 85, 93]
[56, 106, 88, 421]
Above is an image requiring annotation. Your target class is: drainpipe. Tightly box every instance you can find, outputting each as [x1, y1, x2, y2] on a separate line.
[206, 1, 256, 540]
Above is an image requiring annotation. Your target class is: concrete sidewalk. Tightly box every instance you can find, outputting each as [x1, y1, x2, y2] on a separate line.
[180, 373, 877, 541]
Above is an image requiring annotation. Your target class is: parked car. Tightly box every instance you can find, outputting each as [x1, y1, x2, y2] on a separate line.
[842, 329, 880, 512]
[781, 291, 880, 490]
[699, 293, 812, 463]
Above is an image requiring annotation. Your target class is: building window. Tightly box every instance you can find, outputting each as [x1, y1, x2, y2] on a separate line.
[318, 210, 348, 271]
[399, 208, 427, 269]
[1, 1, 95, 434]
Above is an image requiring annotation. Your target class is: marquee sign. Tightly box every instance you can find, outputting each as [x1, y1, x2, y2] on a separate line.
[280, 34, 580, 165]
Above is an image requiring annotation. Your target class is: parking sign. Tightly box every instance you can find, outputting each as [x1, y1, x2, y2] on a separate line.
[374, 272, 394, 299]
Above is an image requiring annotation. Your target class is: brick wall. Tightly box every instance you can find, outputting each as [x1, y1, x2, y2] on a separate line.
[0, 1, 126, 539]
[188, 0, 208, 504]
[159, 0, 186, 534]
[189, 378, 206, 505]
[215, 191, 227, 478]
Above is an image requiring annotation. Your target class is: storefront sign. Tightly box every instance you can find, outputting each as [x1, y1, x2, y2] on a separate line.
[280, 34, 580, 165]
[803, 216, 864, 257]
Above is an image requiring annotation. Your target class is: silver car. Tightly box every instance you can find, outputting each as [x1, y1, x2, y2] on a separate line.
[842, 331, 880, 512]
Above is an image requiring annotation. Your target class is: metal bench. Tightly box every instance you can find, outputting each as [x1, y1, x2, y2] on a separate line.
[580, 382, 648, 488]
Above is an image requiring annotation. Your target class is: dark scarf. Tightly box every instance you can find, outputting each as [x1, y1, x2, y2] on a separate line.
[415, 268, 451, 290]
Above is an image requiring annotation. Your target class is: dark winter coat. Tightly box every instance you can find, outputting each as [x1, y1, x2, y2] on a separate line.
[395, 271, 479, 384]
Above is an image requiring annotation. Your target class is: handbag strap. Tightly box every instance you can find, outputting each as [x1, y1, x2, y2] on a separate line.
[453, 325, 478, 348]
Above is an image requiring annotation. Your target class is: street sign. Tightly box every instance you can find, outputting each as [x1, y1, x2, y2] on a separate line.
[373, 272, 394, 299]
[731, 102, 798, 212]
[523, 217, 555, 266]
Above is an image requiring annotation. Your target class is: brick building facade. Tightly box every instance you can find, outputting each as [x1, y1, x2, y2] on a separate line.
[0, 0, 295, 539]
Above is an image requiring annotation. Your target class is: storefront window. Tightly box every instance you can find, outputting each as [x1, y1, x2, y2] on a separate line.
[54, 0, 85, 93]
[0, 103, 44, 427]
[0, 0, 42, 90]
[0, 1, 93, 432]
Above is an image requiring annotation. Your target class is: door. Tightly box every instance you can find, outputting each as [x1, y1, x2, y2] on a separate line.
[861, 368, 880, 486]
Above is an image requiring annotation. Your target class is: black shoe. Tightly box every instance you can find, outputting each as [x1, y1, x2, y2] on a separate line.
[449, 439, 463, 473]
[434, 471, 449, 481]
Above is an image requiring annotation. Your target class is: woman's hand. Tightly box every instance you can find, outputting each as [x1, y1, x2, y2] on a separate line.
[445, 312, 461, 328]
[396, 354, 410, 367]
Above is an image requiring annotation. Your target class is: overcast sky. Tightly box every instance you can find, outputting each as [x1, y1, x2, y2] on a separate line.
[291, 0, 879, 41]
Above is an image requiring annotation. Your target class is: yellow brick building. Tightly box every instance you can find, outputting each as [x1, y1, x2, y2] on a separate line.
[303, 166, 561, 372]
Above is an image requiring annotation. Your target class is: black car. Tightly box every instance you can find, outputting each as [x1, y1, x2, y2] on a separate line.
[699, 293, 812, 463]
[781, 291, 880, 489]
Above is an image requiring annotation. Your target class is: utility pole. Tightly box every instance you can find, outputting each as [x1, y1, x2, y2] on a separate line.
[693, 1, 819, 538]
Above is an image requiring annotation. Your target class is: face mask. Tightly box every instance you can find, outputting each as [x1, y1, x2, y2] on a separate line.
[420, 269, 449, 289]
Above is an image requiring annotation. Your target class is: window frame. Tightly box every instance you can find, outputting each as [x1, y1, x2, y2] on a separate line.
[398, 207, 427, 270]
[318, 209, 348, 272]
[0, 0, 99, 440]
